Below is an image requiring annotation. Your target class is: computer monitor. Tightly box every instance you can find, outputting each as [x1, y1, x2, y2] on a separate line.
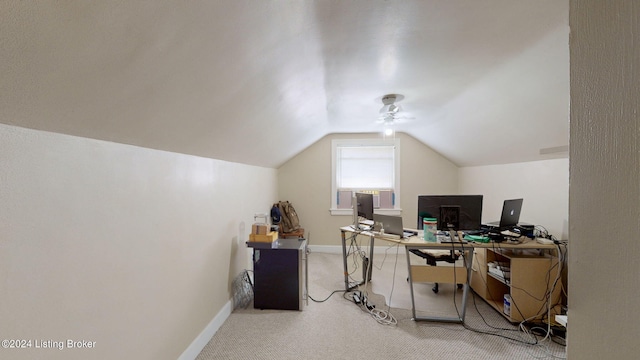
[355, 192, 374, 222]
[417, 195, 483, 231]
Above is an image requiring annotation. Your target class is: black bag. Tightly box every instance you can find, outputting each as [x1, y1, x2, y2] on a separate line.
[277, 201, 300, 233]
[270, 203, 282, 224]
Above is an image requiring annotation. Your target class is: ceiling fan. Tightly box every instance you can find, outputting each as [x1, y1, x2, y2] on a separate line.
[376, 94, 413, 131]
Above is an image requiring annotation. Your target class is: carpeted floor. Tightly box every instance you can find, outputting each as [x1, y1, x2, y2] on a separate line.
[197, 245, 566, 360]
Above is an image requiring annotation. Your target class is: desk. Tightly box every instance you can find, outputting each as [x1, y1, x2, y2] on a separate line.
[340, 226, 560, 323]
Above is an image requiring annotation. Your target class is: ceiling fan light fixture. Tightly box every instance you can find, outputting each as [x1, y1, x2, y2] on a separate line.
[379, 94, 404, 115]
[377, 94, 404, 137]
[379, 103, 401, 114]
[380, 94, 404, 105]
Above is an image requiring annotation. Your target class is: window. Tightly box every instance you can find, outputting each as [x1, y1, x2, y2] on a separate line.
[330, 138, 401, 216]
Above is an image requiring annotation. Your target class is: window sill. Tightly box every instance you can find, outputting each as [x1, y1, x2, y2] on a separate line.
[330, 208, 402, 216]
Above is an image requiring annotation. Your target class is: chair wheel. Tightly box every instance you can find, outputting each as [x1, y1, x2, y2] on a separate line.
[432, 283, 439, 293]
[457, 284, 463, 290]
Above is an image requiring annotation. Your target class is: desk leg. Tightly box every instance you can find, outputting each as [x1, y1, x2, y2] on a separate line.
[367, 235, 374, 283]
[406, 246, 475, 324]
[341, 230, 349, 291]
[341, 230, 375, 291]
[459, 250, 474, 323]
[405, 247, 418, 320]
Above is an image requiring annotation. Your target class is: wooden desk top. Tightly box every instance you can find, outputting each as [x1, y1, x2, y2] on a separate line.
[341, 225, 558, 250]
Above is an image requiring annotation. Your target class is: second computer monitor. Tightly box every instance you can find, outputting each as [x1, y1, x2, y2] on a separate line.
[355, 192, 374, 222]
[417, 195, 483, 231]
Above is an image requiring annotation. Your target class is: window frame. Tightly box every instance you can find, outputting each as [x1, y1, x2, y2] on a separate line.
[330, 138, 401, 216]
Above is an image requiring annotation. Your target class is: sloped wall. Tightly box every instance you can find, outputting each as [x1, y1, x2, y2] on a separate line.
[0, 124, 277, 360]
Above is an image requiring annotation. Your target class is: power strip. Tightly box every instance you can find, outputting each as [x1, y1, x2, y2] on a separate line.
[353, 291, 362, 304]
[536, 237, 554, 245]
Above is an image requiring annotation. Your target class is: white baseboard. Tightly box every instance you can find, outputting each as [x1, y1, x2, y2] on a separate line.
[178, 300, 232, 360]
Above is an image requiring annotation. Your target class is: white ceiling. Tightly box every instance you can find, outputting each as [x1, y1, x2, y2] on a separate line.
[1, 0, 569, 168]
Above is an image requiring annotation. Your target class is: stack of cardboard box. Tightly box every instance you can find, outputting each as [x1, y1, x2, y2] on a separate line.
[249, 223, 277, 243]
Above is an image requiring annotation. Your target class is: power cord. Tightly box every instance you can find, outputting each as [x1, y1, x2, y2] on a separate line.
[309, 289, 346, 303]
[368, 243, 401, 325]
[347, 241, 399, 326]
[305, 231, 349, 303]
[461, 243, 567, 355]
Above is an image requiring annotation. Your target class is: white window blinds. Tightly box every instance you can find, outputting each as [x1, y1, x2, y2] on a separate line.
[336, 145, 395, 189]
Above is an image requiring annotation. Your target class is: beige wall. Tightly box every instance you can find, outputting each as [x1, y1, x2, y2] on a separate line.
[277, 132, 458, 249]
[460, 159, 569, 239]
[569, 1, 640, 358]
[278, 132, 570, 250]
[0, 124, 277, 360]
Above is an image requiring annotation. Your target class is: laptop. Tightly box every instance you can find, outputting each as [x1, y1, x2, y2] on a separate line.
[486, 198, 524, 229]
[372, 214, 415, 238]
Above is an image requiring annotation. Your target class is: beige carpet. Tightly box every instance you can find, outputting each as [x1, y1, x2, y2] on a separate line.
[197, 246, 566, 360]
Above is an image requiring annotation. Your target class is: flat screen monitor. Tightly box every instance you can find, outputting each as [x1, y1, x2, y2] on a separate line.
[355, 192, 374, 222]
[417, 195, 483, 231]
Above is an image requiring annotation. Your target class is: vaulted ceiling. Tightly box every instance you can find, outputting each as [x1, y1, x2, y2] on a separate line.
[1, 1, 569, 168]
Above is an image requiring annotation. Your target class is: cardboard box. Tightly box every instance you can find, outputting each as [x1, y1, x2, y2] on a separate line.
[249, 231, 278, 243]
[252, 223, 269, 235]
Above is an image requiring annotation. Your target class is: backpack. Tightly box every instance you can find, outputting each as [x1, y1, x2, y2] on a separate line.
[277, 201, 300, 233]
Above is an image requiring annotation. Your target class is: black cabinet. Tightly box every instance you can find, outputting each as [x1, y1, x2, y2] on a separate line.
[248, 238, 307, 310]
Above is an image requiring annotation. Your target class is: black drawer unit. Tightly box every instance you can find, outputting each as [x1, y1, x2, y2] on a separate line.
[248, 238, 307, 310]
